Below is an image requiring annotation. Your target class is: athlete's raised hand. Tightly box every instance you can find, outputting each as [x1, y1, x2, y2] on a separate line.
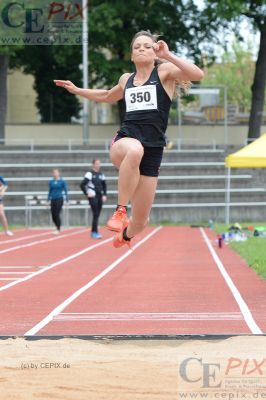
[152, 40, 170, 60]
[54, 80, 79, 95]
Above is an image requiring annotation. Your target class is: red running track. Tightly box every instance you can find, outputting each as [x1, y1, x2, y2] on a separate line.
[0, 226, 265, 336]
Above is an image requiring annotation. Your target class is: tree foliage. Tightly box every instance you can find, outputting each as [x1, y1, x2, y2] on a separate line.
[203, 41, 256, 112]
[10, 46, 82, 122]
[88, 0, 207, 119]
[4, 0, 209, 125]
[88, 0, 207, 88]
[201, 0, 266, 138]
[2, 0, 265, 138]
[0, 45, 23, 139]
[0, 0, 35, 137]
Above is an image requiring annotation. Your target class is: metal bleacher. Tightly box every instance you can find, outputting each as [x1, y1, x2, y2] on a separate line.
[1, 144, 266, 225]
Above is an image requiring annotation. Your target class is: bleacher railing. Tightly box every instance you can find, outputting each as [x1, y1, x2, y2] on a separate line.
[25, 195, 89, 228]
[0, 138, 112, 152]
[0, 137, 223, 152]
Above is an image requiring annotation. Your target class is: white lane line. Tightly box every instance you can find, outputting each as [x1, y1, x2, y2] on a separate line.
[0, 237, 113, 293]
[0, 267, 37, 269]
[0, 278, 21, 281]
[0, 230, 54, 245]
[0, 228, 87, 255]
[200, 228, 262, 334]
[25, 226, 162, 336]
[0, 272, 32, 274]
[54, 312, 243, 321]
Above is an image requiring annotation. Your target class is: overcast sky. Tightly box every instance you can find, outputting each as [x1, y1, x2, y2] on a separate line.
[192, 0, 260, 58]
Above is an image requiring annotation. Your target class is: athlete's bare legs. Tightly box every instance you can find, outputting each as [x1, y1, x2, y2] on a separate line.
[110, 137, 144, 206]
[107, 136, 158, 245]
[126, 175, 157, 237]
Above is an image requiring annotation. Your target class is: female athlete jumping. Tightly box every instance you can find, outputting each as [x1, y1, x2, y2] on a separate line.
[54, 31, 204, 247]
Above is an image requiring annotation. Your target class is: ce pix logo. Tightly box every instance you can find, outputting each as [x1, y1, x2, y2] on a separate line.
[1, 2, 84, 33]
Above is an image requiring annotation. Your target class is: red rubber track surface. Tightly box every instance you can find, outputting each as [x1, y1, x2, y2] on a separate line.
[0, 227, 265, 336]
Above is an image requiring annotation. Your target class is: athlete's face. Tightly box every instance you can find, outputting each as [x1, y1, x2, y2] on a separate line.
[131, 36, 156, 65]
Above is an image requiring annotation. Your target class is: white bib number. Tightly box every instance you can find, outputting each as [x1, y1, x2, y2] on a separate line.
[125, 85, 157, 112]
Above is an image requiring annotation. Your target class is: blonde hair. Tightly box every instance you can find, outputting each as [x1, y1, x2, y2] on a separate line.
[176, 80, 191, 96]
[130, 30, 191, 96]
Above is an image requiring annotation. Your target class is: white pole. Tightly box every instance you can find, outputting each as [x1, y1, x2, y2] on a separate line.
[177, 96, 182, 149]
[224, 85, 228, 148]
[82, 0, 89, 144]
[225, 167, 231, 224]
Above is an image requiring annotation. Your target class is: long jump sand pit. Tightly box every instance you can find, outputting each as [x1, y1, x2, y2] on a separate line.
[0, 336, 266, 399]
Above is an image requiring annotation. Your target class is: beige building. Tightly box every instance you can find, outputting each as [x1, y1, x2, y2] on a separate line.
[6, 69, 266, 147]
[6, 69, 117, 125]
[7, 69, 39, 124]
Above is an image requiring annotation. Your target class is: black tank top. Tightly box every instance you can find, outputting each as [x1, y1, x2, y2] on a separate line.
[118, 67, 172, 147]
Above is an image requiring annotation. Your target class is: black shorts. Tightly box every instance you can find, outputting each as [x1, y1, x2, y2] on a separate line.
[111, 133, 163, 177]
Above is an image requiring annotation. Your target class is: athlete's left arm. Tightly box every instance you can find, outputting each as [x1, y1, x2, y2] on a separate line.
[153, 40, 204, 81]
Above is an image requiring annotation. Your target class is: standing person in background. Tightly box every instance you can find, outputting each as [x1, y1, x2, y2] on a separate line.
[0, 176, 13, 236]
[47, 169, 68, 234]
[80, 159, 107, 239]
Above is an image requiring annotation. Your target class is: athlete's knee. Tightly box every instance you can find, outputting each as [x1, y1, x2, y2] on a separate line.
[109, 146, 124, 168]
[125, 146, 144, 168]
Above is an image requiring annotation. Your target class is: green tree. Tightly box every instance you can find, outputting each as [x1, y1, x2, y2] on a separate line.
[0, 50, 9, 141]
[203, 41, 256, 112]
[88, 0, 207, 120]
[0, 0, 33, 139]
[11, 46, 82, 122]
[202, 0, 266, 138]
[2, 0, 208, 131]
[0, 45, 25, 140]
[0, 0, 82, 133]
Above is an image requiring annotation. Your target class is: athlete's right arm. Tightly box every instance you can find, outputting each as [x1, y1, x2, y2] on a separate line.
[54, 73, 130, 103]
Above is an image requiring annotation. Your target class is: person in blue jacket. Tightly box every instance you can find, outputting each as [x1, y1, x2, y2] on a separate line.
[47, 169, 68, 234]
[0, 176, 13, 236]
